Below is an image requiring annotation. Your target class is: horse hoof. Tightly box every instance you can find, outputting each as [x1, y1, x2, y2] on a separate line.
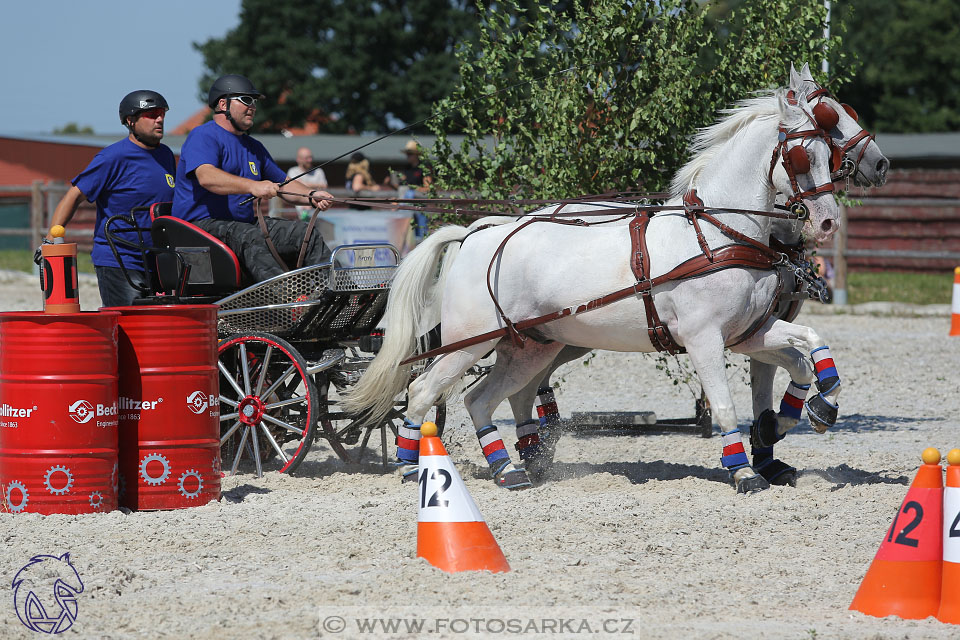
[394, 462, 419, 483]
[735, 473, 770, 494]
[772, 469, 797, 487]
[749, 409, 782, 448]
[756, 458, 798, 487]
[805, 393, 838, 432]
[496, 469, 533, 491]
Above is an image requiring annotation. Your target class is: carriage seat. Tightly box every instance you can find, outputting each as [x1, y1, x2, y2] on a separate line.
[149, 203, 244, 296]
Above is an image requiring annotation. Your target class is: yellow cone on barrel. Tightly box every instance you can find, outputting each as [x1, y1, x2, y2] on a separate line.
[41, 225, 80, 313]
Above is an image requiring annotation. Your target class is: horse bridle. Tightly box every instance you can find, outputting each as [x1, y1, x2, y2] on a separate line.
[767, 106, 836, 221]
[804, 86, 876, 185]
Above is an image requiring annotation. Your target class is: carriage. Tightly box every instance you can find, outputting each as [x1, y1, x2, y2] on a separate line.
[106, 204, 444, 478]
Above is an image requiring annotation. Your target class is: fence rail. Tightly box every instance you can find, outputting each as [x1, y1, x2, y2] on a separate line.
[3, 179, 960, 275]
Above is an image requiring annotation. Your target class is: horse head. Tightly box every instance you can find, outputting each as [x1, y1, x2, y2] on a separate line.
[773, 72, 840, 243]
[793, 62, 889, 187]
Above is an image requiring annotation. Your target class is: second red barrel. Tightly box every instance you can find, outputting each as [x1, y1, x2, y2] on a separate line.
[107, 305, 221, 510]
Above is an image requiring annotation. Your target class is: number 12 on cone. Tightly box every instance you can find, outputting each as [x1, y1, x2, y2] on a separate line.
[877, 489, 942, 562]
[417, 457, 485, 523]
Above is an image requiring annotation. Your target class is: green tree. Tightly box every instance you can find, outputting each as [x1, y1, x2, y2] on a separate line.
[839, 0, 960, 132]
[54, 123, 95, 135]
[429, 0, 847, 203]
[195, 0, 478, 133]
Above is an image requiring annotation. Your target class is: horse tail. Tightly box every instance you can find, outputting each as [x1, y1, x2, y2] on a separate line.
[420, 215, 514, 328]
[342, 224, 471, 425]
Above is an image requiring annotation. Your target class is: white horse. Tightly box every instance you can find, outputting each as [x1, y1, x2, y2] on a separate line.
[346, 70, 841, 493]
[493, 63, 891, 487]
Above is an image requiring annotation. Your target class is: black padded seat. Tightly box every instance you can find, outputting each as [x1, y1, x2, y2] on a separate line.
[149, 204, 244, 296]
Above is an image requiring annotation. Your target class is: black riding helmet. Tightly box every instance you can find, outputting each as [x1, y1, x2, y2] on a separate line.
[207, 74, 265, 108]
[119, 90, 168, 125]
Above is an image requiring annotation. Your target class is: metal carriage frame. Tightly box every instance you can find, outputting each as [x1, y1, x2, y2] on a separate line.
[105, 208, 443, 478]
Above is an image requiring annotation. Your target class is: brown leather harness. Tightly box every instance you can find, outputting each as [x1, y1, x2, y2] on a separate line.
[400, 189, 793, 365]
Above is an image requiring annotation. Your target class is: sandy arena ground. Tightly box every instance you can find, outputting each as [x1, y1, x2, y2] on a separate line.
[1, 268, 958, 639]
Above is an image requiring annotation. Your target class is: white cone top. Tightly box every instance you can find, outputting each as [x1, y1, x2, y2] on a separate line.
[417, 453, 486, 523]
[945, 485, 960, 563]
[953, 282, 960, 314]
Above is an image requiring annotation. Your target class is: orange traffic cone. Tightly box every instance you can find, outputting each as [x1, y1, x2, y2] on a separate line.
[850, 448, 943, 619]
[937, 449, 960, 624]
[951, 268, 960, 336]
[415, 422, 510, 573]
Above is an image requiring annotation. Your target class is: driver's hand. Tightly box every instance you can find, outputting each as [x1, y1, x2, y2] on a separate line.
[250, 181, 280, 200]
[310, 190, 334, 211]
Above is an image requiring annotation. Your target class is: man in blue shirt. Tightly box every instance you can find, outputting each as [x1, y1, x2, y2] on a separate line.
[49, 90, 176, 306]
[173, 74, 334, 282]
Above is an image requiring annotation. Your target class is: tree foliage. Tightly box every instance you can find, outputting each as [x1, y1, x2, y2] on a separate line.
[838, 0, 960, 132]
[53, 123, 95, 135]
[429, 0, 847, 202]
[195, 0, 478, 133]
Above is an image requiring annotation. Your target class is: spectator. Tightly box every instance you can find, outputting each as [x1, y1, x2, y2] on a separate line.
[396, 139, 433, 197]
[172, 74, 334, 282]
[345, 152, 387, 195]
[48, 90, 176, 306]
[287, 146, 328, 221]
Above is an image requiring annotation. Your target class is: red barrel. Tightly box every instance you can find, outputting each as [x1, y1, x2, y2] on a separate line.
[106, 305, 220, 510]
[0, 311, 119, 515]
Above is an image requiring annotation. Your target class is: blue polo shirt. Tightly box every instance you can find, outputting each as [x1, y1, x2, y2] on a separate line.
[172, 121, 286, 223]
[73, 138, 176, 270]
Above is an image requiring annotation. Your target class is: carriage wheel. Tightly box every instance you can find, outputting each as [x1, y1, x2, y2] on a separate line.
[315, 374, 446, 467]
[218, 333, 319, 476]
[697, 394, 713, 438]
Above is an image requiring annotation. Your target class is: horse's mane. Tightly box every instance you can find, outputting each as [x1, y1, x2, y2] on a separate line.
[670, 88, 806, 198]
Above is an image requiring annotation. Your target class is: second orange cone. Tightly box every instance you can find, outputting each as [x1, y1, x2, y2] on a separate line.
[415, 422, 510, 573]
[937, 449, 960, 624]
[850, 448, 944, 619]
[951, 268, 960, 336]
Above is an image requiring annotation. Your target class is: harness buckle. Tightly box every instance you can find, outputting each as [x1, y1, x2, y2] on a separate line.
[633, 278, 653, 297]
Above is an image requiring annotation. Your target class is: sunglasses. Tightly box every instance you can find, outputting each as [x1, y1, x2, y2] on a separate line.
[138, 107, 166, 120]
[233, 95, 258, 107]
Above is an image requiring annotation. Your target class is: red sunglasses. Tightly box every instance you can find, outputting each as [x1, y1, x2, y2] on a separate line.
[138, 107, 166, 120]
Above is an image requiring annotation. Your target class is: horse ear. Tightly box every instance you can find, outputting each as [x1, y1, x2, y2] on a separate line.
[799, 62, 815, 82]
[789, 63, 803, 91]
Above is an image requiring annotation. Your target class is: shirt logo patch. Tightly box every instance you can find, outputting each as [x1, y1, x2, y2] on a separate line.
[248, 162, 259, 176]
[165, 174, 175, 188]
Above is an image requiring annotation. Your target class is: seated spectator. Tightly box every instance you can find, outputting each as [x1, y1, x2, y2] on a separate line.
[346, 152, 386, 194]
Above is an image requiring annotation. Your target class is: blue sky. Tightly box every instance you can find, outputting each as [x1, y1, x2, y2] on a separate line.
[0, 1, 242, 136]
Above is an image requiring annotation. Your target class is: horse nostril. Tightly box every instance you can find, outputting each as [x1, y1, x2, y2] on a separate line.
[821, 219, 834, 234]
[877, 158, 889, 175]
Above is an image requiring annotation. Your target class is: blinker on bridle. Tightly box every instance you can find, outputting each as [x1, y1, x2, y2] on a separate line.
[769, 101, 836, 222]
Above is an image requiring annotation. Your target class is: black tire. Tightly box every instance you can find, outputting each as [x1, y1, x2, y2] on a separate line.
[218, 332, 319, 475]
